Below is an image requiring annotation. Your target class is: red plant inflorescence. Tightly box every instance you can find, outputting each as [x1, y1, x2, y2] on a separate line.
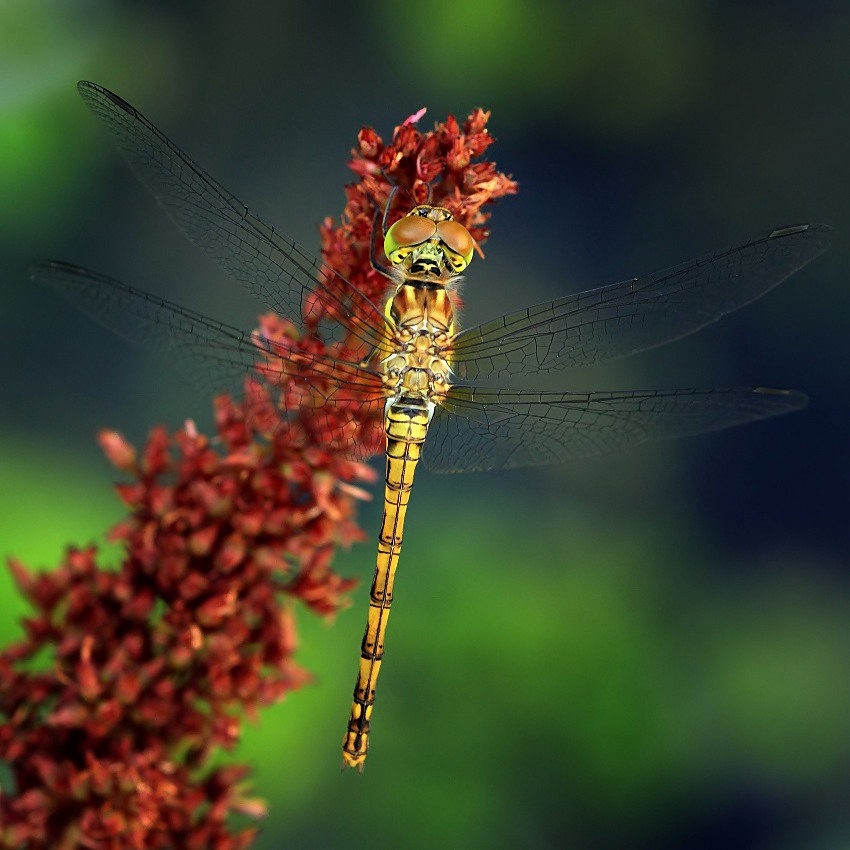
[0, 109, 516, 848]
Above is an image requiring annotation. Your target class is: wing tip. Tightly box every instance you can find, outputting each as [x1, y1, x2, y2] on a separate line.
[751, 386, 809, 411]
[77, 80, 134, 114]
[768, 222, 833, 242]
[29, 259, 72, 282]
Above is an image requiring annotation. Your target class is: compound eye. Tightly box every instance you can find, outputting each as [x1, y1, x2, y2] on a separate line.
[437, 219, 474, 263]
[387, 214, 437, 248]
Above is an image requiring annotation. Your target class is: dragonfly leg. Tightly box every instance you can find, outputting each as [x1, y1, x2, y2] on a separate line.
[367, 193, 395, 279]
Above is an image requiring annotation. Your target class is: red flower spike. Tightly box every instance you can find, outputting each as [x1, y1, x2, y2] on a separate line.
[98, 429, 138, 472]
[1, 105, 516, 846]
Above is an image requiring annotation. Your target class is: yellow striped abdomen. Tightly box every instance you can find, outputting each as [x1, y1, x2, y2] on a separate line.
[342, 396, 430, 770]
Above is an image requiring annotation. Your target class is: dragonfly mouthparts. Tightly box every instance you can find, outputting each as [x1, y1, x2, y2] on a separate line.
[404, 242, 453, 280]
[409, 258, 441, 277]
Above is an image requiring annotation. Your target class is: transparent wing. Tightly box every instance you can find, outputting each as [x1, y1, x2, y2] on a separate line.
[31, 261, 387, 455]
[77, 81, 389, 356]
[451, 224, 831, 381]
[423, 385, 807, 472]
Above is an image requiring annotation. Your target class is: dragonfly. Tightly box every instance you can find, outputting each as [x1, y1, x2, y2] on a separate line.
[31, 82, 831, 771]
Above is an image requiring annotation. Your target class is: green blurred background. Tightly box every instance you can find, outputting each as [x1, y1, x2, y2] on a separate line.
[1, 1, 849, 848]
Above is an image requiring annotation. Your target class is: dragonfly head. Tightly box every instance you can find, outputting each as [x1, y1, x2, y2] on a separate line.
[383, 205, 474, 282]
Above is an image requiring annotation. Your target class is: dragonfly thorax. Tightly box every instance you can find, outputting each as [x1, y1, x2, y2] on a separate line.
[384, 205, 474, 282]
[381, 327, 452, 401]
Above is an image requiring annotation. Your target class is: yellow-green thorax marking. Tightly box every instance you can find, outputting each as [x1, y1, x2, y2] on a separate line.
[342, 206, 473, 770]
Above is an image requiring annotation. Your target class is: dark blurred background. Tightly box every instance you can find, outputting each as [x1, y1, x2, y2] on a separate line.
[1, 2, 849, 848]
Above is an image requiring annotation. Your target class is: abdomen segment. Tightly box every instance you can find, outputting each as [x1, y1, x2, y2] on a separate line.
[342, 397, 430, 769]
